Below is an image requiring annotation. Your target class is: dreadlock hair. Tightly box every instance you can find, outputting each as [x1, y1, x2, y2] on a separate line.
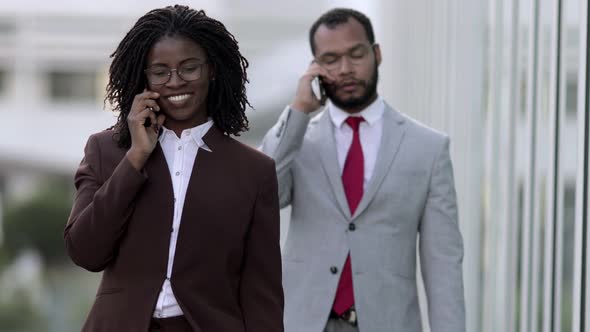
[106, 5, 250, 148]
[309, 8, 375, 56]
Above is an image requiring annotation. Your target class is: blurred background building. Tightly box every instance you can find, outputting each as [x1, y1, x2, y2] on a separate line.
[0, 0, 588, 331]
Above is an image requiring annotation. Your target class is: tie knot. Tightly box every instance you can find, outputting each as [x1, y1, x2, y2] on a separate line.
[345, 116, 364, 131]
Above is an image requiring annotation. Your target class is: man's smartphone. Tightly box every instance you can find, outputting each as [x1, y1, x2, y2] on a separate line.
[311, 76, 327, 106]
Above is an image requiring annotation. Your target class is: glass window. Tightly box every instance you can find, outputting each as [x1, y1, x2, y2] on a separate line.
[565, 80, 578, 116]
[0, 19, 16, 35]
[560, 185, 576, 331]
[0, 69, 6, 96]
[47, 71, 98, 102]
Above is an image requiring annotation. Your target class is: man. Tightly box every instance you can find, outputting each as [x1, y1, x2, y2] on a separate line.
[260, 8, 465, 332]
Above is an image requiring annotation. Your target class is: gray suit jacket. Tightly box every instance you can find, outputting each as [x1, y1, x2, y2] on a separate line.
[260, 103, 465, 332]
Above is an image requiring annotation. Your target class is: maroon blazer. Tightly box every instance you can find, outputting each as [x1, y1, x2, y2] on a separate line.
[65, 126, 284, 332]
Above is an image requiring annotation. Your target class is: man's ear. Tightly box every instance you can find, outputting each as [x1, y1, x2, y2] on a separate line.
[373, 43, 382, 66]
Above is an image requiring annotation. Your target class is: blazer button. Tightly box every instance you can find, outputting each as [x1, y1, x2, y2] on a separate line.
[330, 266, 338, 274]
[348, 223, 356, 231]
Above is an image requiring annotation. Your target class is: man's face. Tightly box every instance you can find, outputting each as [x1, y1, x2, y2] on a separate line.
[313, 18, 381, 113]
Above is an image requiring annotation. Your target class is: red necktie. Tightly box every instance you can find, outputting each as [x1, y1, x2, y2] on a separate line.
[332, 116, 364, 315]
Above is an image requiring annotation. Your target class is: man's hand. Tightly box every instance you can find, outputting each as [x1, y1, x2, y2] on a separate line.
[291, 62, 335, 114]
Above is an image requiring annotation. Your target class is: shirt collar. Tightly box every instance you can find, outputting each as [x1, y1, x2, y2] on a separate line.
[328, 96, 385, 129]
[159, 119, 214, 152]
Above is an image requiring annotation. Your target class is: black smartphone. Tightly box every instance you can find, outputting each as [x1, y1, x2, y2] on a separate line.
[143, 114, 153, 128]
[143, 88, 158, 128]
[312, 76, 327, 106]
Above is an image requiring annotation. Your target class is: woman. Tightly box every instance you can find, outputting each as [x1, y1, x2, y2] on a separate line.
[64, 6, 284, 332]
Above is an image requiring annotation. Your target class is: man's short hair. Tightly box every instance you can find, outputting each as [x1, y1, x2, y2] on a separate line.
[309, 8, 375, 55]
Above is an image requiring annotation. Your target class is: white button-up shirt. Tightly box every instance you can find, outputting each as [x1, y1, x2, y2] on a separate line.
[328, 97, 385, 190]
[152, 119, 214, 318]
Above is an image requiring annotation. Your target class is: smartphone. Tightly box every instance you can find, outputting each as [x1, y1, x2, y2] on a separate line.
[143, 87, 158, 128]
[143, 116, 152, 128]
[143, 106, 160, 129]
[311, 76, 327, 106]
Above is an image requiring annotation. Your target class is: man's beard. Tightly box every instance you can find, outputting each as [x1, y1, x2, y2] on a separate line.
[325, 64, 379, 111]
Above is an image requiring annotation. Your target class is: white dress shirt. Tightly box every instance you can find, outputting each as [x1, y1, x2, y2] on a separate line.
[328, 97, 385, 190]
[152, 119, 214, 318]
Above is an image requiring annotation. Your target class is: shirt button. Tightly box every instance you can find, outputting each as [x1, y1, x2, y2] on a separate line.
[348, 223, 356, 231]
[330, 266, 338, 274]
[173, 198, 176, 203]
[177, 146, 182, 150]
[175, 172, 180, 176]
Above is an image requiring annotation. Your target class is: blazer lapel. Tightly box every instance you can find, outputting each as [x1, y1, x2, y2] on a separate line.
[172, 126, 223, 271]
[316, 111, 352, 220]
[352, 104, 407, 220]
[143, 143, 176, 253]
[145, 143, 175, 203]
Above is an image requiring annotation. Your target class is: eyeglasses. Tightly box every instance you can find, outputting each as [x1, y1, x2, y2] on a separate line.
[315, 43, 377, 72]
[144, 61, 207, 85]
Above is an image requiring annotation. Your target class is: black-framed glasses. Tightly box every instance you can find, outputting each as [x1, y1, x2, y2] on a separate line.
[315, 43, 377, 72]
[144, 61, 207, 85]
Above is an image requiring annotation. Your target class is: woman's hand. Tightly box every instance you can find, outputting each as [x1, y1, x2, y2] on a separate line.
[126, 89, 166, 171]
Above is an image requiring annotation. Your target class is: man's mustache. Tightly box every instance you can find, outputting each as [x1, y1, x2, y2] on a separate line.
[326, 79, 366, 89]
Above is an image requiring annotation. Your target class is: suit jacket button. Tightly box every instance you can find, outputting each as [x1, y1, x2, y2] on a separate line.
[348, 223, 356, 231]
[330, 266, 338, 274]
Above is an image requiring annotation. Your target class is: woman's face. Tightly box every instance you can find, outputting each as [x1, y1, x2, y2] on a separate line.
[145, 35, 212, 131]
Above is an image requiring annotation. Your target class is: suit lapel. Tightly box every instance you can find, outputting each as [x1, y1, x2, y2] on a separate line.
[146, 143, 175, 203]
[172, 126, 223, 272]
[316, 111, 352, 220]
[180, 130, 217, 217]
[352, 104, 407, 220]
[145, 143, 175, 205]
[143, 143, 176, 253]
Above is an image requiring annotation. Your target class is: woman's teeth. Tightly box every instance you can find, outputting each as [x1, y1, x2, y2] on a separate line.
[168, 94, 191, 102]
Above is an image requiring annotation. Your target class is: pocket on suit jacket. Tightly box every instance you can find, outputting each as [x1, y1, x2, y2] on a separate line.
[385, 171, 428, 198]
[377, 173, 429, 225]
[379, 235, 416, 279]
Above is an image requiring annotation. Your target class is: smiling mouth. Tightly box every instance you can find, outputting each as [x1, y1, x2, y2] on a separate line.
[167, 94, 192, 103]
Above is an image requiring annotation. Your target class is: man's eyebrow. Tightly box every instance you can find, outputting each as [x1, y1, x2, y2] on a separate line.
[318, 44, 366, 57]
